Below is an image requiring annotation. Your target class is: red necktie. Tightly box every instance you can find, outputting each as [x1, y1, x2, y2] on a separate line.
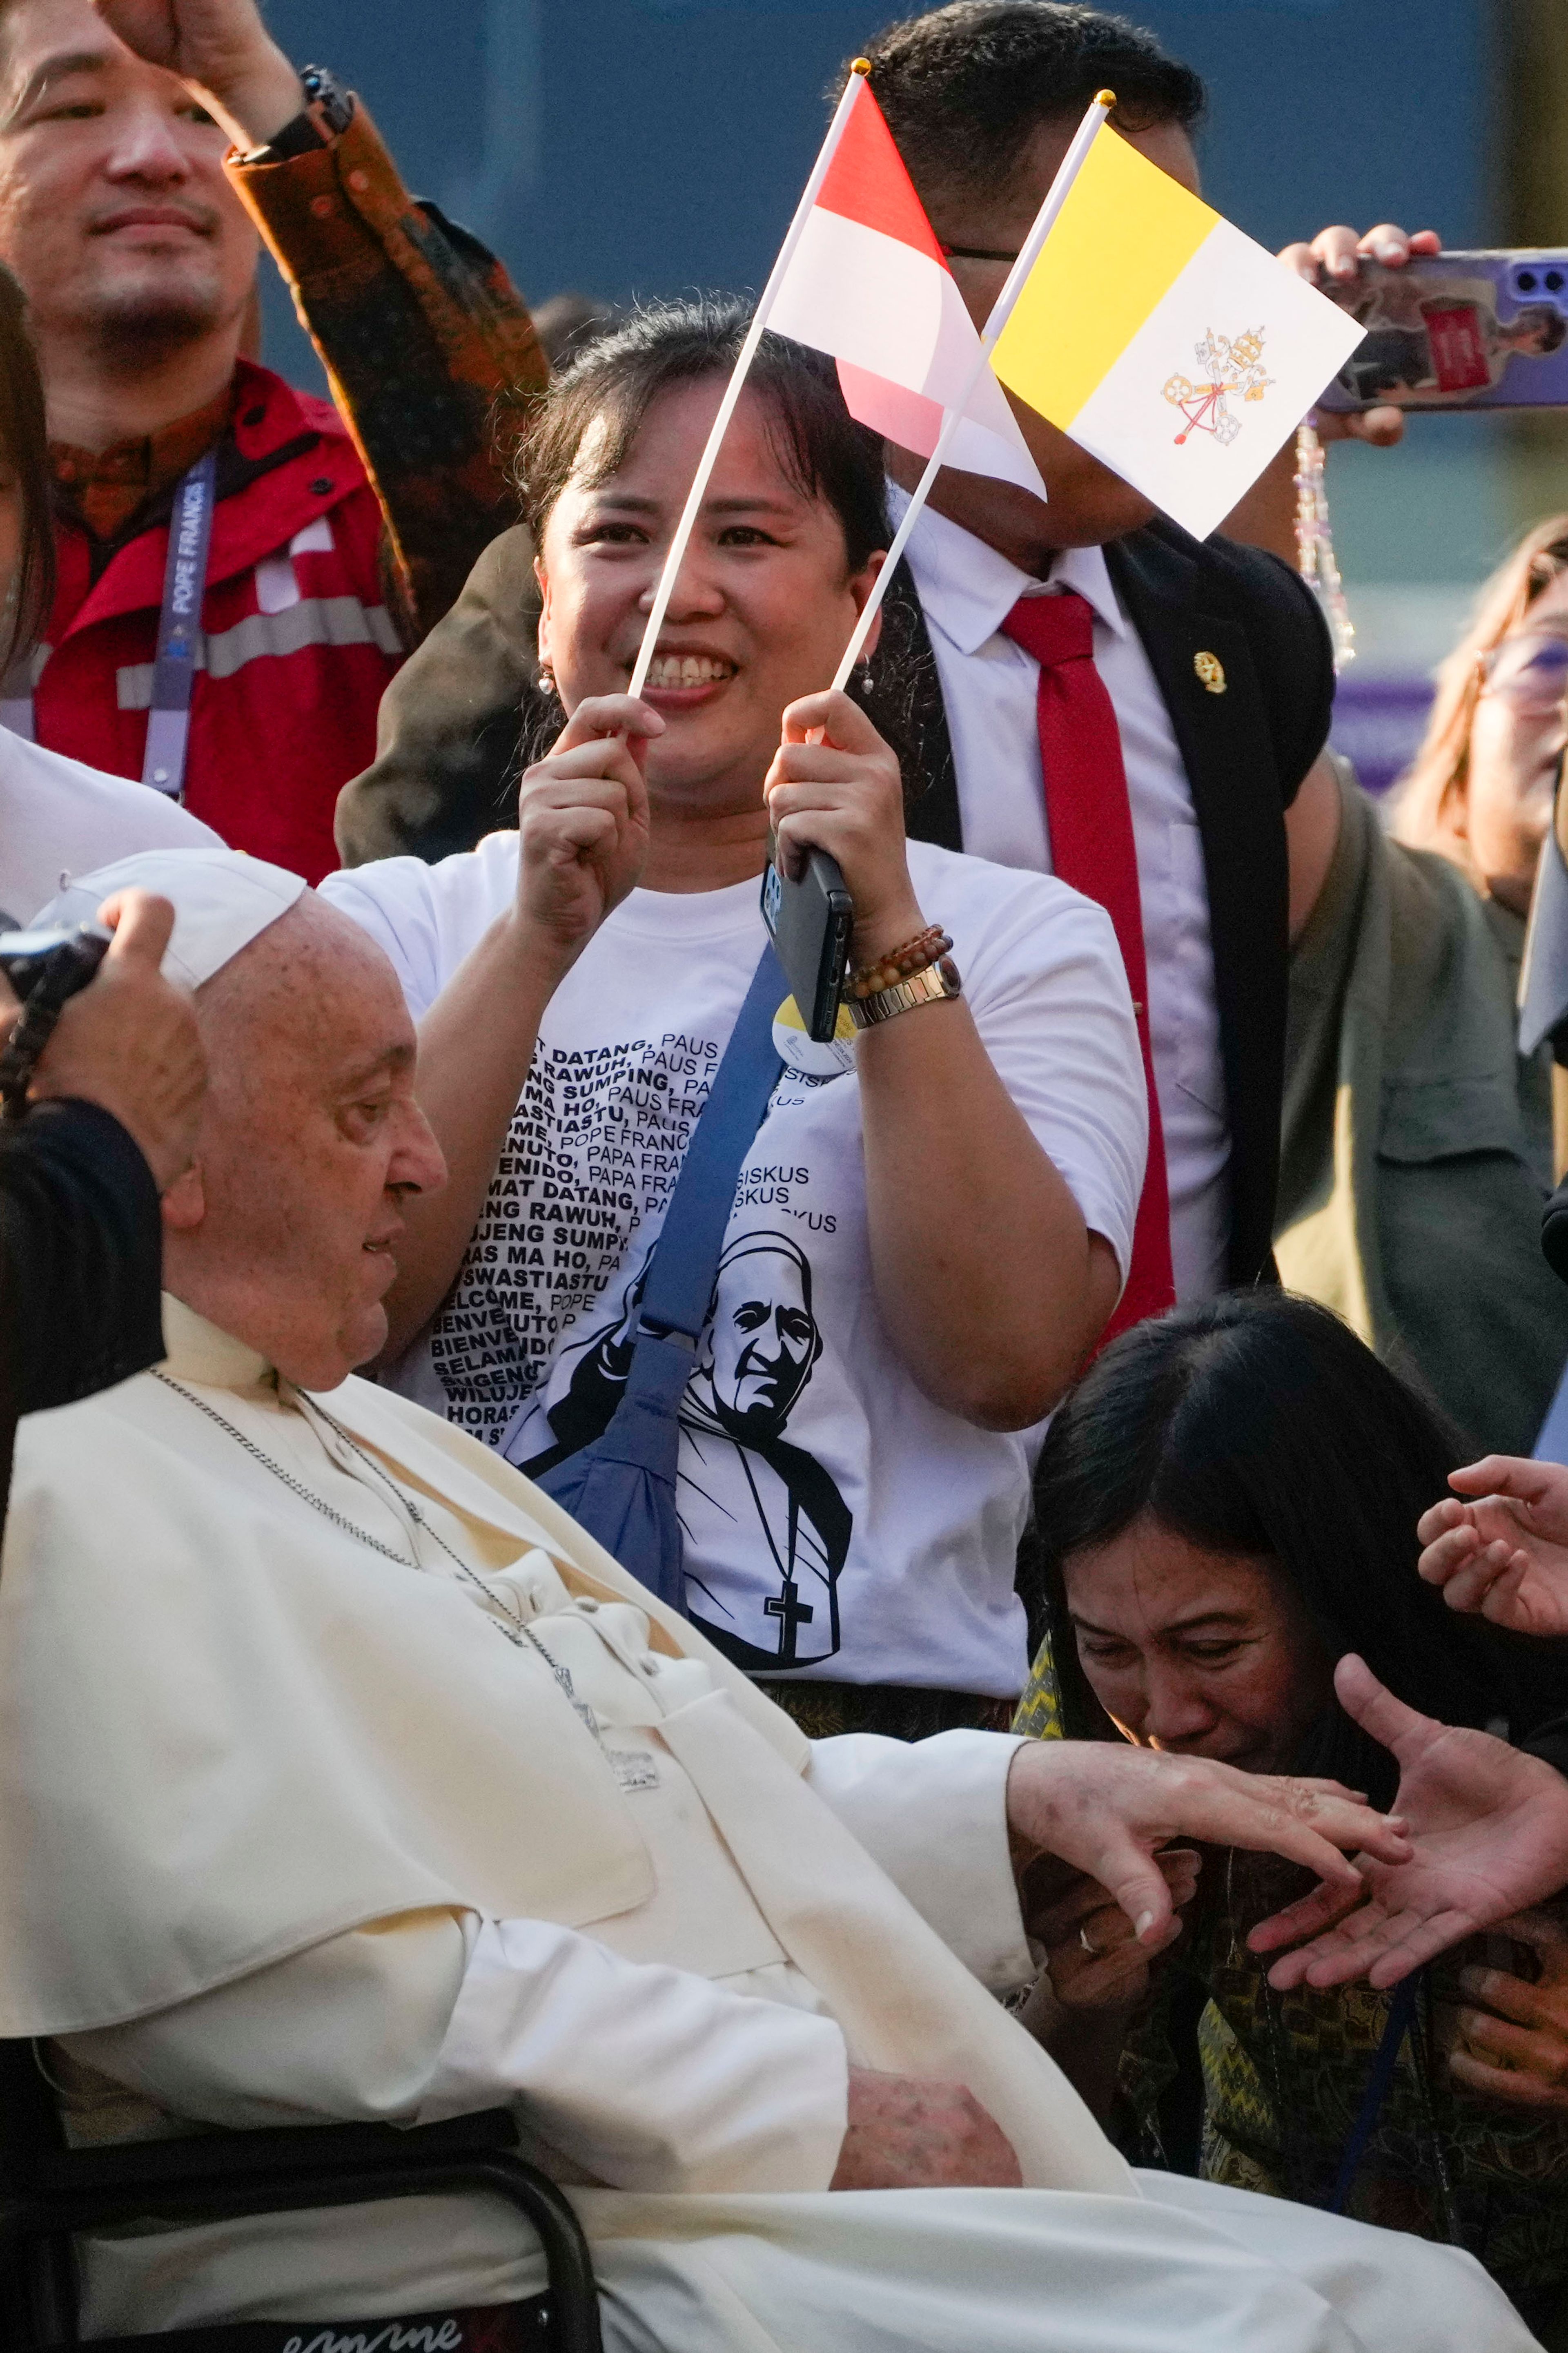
[1001, 591, 1176, 1343]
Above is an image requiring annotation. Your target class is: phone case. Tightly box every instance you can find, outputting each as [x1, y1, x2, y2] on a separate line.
[761, 850, 853, 1043]
[1316, 252, 1568, 412]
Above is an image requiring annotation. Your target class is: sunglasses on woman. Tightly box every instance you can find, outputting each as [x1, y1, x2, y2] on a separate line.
[1481, 631, 1568, 712]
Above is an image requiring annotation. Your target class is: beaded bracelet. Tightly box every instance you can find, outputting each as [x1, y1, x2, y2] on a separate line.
[846, 923, 953, 1001]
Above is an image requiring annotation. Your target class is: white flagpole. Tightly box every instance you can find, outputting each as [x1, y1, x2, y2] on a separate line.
[627, 61, 873, 699]
[830, 88, 1115, 690]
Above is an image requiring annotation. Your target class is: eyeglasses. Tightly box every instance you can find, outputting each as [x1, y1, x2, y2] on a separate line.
[1480, 632, 1568, 712]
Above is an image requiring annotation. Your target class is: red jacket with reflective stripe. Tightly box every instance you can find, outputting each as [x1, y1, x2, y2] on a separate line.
[34, 359, 403, 885]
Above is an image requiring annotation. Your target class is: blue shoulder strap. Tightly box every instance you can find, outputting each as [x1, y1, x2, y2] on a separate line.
[517, 941, 788, 1610]
[638, 941, 786, 1339]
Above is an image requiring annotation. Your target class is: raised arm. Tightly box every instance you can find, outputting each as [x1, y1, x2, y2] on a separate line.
[94, 0, 548, 638]
[378, 696, 656, 1358]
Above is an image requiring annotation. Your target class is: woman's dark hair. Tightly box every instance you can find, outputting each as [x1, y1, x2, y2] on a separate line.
[0, 263, 55, 678]
[1030, 1291, 1566, 1802]
[515, 294, 888, 575]
[860, 3, 1205, 216]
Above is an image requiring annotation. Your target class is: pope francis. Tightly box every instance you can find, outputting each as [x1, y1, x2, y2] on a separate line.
[0, 850, 1541, 2352]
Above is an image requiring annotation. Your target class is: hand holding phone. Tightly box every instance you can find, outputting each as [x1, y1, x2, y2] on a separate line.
[1316, 252, 1568, 414]
[762, 847, 853, 1043]
[762, 689, 921, 1044]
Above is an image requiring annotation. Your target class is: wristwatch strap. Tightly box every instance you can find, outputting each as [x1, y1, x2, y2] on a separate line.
[241, 63, 354, 163]
[846, 956, 962, 1030]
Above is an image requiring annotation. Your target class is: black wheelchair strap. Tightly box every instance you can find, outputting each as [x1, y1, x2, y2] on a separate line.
[74, 2295, 551, 2353]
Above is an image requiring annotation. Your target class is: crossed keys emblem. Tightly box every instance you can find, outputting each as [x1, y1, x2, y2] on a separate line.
[1163, 326, 1274, 447]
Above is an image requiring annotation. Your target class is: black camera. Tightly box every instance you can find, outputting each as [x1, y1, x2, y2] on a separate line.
[0, 921, 113, 1120]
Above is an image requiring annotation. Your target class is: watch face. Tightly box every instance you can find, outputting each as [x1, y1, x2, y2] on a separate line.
[300, 65, 353, 136]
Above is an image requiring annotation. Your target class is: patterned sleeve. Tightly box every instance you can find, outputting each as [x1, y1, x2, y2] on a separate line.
[226, 97, 548, 641]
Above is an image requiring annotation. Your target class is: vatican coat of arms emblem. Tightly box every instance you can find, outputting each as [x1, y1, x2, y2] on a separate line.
[1163, 326, 1276, 446]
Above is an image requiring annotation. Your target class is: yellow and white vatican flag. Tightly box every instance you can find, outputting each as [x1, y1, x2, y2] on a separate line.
[990, 122, 1365, 541]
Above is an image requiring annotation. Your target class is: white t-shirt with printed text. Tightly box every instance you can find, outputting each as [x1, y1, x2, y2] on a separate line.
[321, 837, 1144, 1697]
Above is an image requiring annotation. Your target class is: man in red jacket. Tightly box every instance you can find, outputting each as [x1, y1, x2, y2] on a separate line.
[0, 0, 541, 883]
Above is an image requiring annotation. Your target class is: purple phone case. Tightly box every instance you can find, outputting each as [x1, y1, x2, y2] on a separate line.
[1316, 251, 1568, 413]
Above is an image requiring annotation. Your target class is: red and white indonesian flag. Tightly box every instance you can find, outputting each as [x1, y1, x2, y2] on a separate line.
[766, 78, 1046, 499]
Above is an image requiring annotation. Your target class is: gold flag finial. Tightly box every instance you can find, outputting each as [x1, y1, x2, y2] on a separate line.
[852, 56, 872, 73]
[1095, 87, 1116, 109]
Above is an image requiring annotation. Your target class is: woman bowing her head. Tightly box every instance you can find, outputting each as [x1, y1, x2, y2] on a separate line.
[322, 297, 1147, 1738]
[1013, 1289, 1568, 2331]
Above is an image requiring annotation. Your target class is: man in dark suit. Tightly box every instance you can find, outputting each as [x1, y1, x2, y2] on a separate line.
[336, 0, 1413, 1314]
[853, 2, 1332, 1314]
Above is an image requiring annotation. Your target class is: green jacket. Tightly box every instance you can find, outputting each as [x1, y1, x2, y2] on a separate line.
[1277, 762, 1568, 1455]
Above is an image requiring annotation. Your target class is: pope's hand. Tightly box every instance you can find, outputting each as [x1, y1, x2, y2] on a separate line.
[11, 890, 206, 1191]
[1004, 1736, 1410, 1949]
[90, 0, 306, 150]
[1416, 1455, 1568, 1636]
[513, 696, 657, 975]
[1250, 1657, 1568, 1990]
[829, 2067, 1022, 2190]
[1276, 219, 1442, 448]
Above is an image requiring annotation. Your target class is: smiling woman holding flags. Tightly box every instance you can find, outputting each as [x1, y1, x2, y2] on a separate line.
[322, 303, 1147, 1737]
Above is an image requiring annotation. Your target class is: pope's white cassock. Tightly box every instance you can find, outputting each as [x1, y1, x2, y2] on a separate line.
[0, 1298, 1537, 2353]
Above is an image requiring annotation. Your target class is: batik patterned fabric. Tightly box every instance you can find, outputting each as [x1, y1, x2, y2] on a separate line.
[229, 96, 548, 639]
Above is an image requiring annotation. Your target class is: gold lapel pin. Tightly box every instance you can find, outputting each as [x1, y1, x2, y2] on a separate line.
[1194, 650, 1226, 694]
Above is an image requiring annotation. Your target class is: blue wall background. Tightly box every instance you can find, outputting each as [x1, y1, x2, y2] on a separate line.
[259, 0, 1494, 308]
[255, 0, 1503, 588]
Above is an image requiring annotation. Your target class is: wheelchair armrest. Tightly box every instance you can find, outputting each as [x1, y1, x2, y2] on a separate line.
[10, 2105, 523, 2202]
[1, 2111, 601, 2353]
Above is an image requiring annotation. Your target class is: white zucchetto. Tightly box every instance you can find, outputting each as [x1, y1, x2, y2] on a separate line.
[35, 846, 306, 990]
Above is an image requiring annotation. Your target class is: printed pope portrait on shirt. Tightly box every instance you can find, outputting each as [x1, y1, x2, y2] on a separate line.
[512, 1225, 852, 1669]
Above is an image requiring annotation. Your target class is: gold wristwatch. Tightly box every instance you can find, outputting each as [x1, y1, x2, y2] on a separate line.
[846, 955, 963, 1030]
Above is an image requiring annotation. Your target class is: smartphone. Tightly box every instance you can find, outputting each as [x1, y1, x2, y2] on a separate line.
[761, 849, 853, 1044]
[1316, 252, 1568, 413]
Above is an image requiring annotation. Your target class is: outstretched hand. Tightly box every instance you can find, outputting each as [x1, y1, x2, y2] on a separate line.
[1417, 1455, 1568, 1636]
[1250, 1657, 1568, 1990]
[1004, 1735, 1410, 1951]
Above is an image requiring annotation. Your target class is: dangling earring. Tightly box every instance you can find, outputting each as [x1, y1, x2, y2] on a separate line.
[537, 662, 557, 698]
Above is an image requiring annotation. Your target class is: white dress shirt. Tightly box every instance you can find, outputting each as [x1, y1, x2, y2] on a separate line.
[893, 489, 1232, 1303]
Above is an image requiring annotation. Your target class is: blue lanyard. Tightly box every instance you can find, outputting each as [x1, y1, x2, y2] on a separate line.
[1328, 1970, 1421, 2215]
[0, 447, 218, 804]
[140, 446, 218, 799]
